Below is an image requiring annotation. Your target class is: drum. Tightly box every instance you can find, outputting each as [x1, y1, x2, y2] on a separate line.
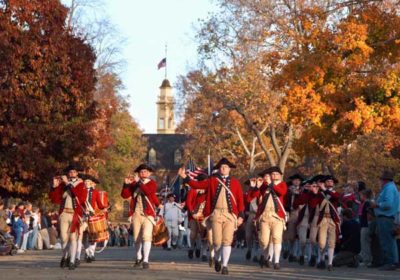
[152, 216, 169, 247]
[88, 214, 109, 243]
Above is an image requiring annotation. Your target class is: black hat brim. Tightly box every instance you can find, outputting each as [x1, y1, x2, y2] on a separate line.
[134, 164, 154, 173]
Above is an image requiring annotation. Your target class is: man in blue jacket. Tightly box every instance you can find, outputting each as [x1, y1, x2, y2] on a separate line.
[371, 170, 400, 271]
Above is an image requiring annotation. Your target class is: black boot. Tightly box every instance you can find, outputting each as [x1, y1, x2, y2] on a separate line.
[60, 257, 66, 268]
[68, 262, 75, 270]
[246, 250, 251, 260]
[317, 261, 326, 269]
[221, 266, 229, 275]
[142, 262, 149, 269]
[75, 259, 80, 267]
[195, 249, 201, 258]
[309, 255, 316, 267]
[85, 256, 92, 263]
[214, 260, 222, 272]
[133, 258, 143, 268]
[188, 249, 194, 259]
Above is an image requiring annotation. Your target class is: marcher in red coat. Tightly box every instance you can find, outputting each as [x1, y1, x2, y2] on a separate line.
[247, 166, 288, 270]
[186, 187, 207, 260]
[121, 163, 161, 270]
[178, 158, 244, 275]
[49, 164, 87, 270]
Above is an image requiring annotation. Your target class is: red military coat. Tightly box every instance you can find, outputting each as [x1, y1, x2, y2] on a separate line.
[186, 188, 207, 221]
[121, 179, 160, 218]
[185, 175, 245, 218]
[293, 190, 321, 225]
[49, 180, 87, 233]
[247, 181, 288, 220]
[86, 188, 107, 212]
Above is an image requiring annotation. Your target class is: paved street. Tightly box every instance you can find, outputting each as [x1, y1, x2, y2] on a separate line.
[0, 247, 398, 280]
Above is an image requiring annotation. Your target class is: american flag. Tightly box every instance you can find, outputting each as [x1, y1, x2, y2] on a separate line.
[157, 57, 166, 70]
[186, 158, 207, 181]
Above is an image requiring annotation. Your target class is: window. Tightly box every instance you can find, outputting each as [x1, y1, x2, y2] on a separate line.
[174, 149, 182, 165]
[159, 118, 165, 129]
[149, 148, 156, 166]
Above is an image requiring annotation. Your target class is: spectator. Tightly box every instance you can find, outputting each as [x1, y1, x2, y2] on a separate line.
[358, 189, 373, 266]
[0, 199, 11, 236]
[162, 194, 184, 250]
[11, 206, 25, 252]
[371, 170, 400, 270]
[37, 208, 52, 250]
[367, 208, 381, 268]
[333, 209, 361, 267]
[27, 206, 40, 250]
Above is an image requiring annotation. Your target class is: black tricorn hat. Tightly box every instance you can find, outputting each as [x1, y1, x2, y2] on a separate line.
[289, 173, 304, 181]
[167, 193, 175, 198]
[80, 174, 100, 184]
[134, 163, 154, 173]
[311, 174, 325, 183]
[380, 170, 395, 181]
[269, 166, 283, 175]
[213, 158, 236, 170]
[324, 175, 338, 184]
[63, 163, 83, 173]
[258, 167, 273, 177]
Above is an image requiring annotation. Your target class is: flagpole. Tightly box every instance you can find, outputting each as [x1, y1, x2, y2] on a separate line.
[165, 43, 168, 79]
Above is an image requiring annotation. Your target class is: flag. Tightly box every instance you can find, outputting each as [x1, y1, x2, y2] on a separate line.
[186, 158, 207, 181]
[171, 176, 182, 202]
[157, 57, 166, 69]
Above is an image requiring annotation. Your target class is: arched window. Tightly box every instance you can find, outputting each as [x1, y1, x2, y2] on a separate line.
[174, 149, 182, 165]
[149, 148, 156, 166]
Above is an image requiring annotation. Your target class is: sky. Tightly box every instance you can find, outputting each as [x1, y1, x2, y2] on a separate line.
[102, 0, 216, 133]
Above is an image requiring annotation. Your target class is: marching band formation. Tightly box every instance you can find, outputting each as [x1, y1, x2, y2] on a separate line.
[49, 158, 397, 274]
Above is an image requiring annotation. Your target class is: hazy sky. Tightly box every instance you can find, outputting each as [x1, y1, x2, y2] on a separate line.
[103, 0, 216, 133]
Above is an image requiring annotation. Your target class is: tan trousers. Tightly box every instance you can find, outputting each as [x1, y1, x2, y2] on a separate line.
[189, 220, 206, 241]
[210, 209, 235, 247]
[59, 212, 77, 249]
[318, 217, 336, 249]
[258, 212, 285, 249]
[132, 214, 154, 243]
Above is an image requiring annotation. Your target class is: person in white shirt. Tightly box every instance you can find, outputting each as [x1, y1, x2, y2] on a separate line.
[162, 194, 184, 250]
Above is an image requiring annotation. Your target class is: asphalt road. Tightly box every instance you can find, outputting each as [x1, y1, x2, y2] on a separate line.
[0, 246, 398, 280]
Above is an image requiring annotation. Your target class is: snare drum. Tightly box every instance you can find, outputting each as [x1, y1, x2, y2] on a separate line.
[88, 214, 109, 243]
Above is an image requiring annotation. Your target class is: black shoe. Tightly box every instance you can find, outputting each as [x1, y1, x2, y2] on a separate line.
[259, 255, 265, 268]
[252, 255, 259, 263]
[188, 249, 194, 259]
[328, 264, 333, 271]
[221, 266, 229, 275]
[317, 261, 326, 269]
[299, 256, 305, 266]
[60, 257, 66, 268]
[134, 259, 143, 268]
[348, 256, 359, 268]
[142, 262, 149, 269]
[201, 255, 208, 262]
[288, 254, 297, 262]
[309, 255, 316, 267]
[68, 262, 75, 270]
[86, 256, 92, 263]
[195, 249, 201, 258]
[215, 260, 222, 272]
[266, 259, 272, 268]
[91, 256, 95, 262]
[75, 259, 80, 267]
[246, 250, 251, 260]
[274, 263, 280, 270]
[283, 250, 289, 259]
[172, 244, 177, 249]
[167, 247, 172, 251]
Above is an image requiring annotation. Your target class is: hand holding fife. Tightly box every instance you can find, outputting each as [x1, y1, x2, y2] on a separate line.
[61, 175, 68, 184]
[124, 176, 134, 185]
[178, 167, 187, 179]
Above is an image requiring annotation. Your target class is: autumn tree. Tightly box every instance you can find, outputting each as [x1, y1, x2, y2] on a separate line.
[0, 0, 97, 197]
[179, 0, 400, 179]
